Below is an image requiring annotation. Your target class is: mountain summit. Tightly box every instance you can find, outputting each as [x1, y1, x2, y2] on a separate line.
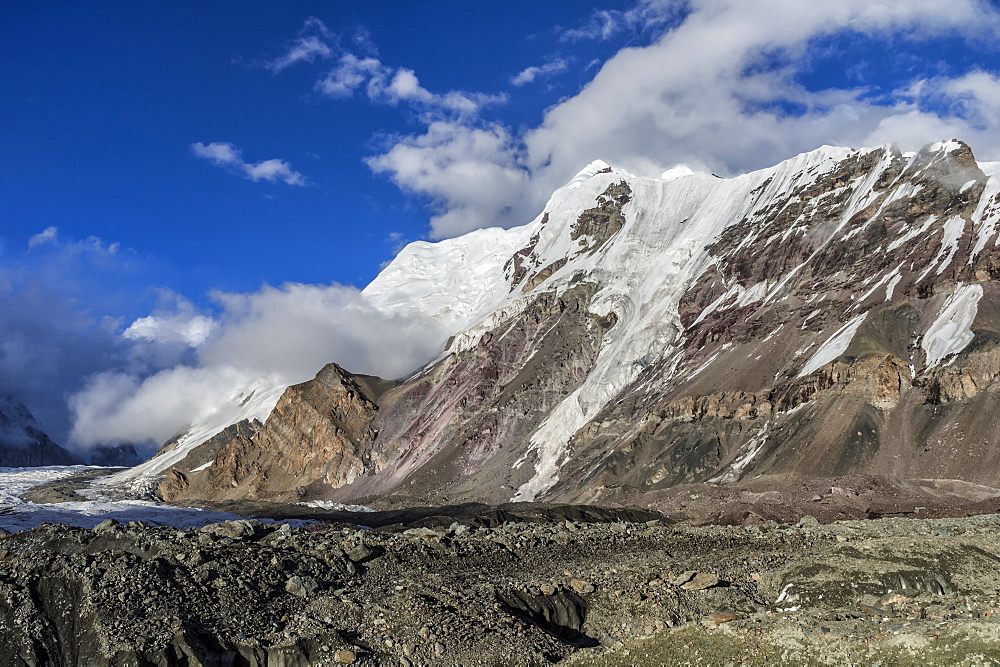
[113, 140, 1000, 507]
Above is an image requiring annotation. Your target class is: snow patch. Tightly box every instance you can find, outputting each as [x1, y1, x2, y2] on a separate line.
[685, 350, 723, 380]
[885, 272, 902, 301]
[762, 324, 784, 343]
[922, 283, 983, 369]
[971, 176, 1000, 259]
[913, 216, 965, 283]
[855, 265, 901, 306]
[299, 500, 374, 512]
[887, 214, 936, 252]
[798, 312, 868, 377]
[709, 423, 770, 484]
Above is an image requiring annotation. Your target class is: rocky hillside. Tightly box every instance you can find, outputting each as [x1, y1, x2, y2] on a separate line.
[158, 364, 392, 503]
[119, 139, 1000, 507]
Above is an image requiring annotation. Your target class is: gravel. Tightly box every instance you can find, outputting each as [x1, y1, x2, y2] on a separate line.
[2, 506, 1000, 664]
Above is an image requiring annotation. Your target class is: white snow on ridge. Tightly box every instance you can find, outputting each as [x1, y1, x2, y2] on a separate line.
[514, 144, 879, 501]
[799, 312, 869, 377]
[97, 377, 287, 494]
[568, 160, 614, 189]
[660, 165, 697, 181]
[922, 283, 983, 369]
[363, 226, 530, 332]
[930, 140, 965, 154]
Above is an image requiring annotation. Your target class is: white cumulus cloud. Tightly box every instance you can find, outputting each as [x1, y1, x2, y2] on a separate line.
[511, 60, 569, 86]
[27, 226, 58, 249]
[316, 53, 386, 98]
[123, 314, 216, 348]
[263, 16, 334, 73]
[69, 281, 452, 448]
[366, 121, 529, 238]
[191, 141, 306, 186]
[316, 54, 504, 119]
[364, 0, 1000, 239]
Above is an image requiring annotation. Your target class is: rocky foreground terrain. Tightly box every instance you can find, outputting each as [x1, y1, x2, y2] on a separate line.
[4, 490, 1000, 666]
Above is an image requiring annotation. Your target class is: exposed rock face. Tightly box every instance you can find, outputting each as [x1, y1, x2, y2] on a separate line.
[0, 396, 81, 467]
[570, 181, 631, 255]
[157, 419, 262, 501]
[340, 284, 618, 505]
[154, 140, 1000, 507]
[162, 365, 389, 502]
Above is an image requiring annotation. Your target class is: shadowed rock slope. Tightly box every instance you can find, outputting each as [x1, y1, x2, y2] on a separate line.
[0, 397, 81, 467]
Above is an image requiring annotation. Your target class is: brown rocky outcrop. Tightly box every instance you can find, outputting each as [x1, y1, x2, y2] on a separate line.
[157, 419, 261, 501]
[570, 181, 631, 255]
[161, 365, 387, 502]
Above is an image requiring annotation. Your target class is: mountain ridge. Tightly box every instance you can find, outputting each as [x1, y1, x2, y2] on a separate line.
[106, 138, 1000, 508]
[0, 396, 82, 467]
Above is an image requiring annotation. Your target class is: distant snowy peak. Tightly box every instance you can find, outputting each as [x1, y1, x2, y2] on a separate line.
[0, 396, 43, 451]
[0, 396, 81, 466]
[0, 396, 38, 432]
[566, 159, 616, 187]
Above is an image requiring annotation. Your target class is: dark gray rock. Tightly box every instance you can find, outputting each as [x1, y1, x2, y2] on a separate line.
[286, 575, 319, 597]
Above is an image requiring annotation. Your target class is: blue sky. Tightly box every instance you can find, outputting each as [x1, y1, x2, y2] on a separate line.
[2, 2, 640, 297]
[3, 0, 1000, 447]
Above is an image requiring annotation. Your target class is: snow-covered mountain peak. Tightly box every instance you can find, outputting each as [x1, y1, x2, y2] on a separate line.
[566, 159, 616, 188]
[0, 396, 81, 465]
[0, 396, 36, 429]
[660, 164, 698, 181]
[0, 397, 41, 449]
[928, 139, 968, 155]
[119, 138, 1000, 510]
